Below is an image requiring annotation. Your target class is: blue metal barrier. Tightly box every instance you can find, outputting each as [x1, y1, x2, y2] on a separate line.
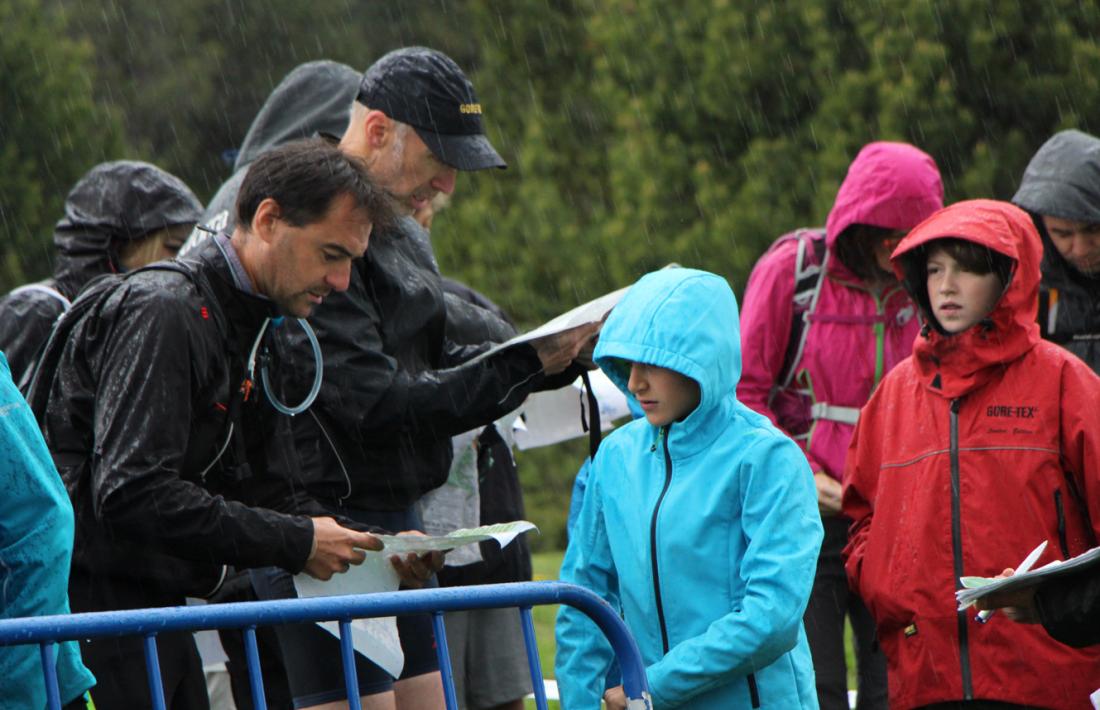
[0, 581, 651, 710]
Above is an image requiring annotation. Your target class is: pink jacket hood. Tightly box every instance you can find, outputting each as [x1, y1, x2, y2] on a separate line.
[825, 142, 944, 249]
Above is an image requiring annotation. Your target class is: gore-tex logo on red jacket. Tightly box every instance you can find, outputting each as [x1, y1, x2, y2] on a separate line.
[986, 405, 1038, 418]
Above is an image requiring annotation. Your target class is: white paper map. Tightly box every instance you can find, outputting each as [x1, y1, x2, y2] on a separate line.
[292, 520, 538, 678]
[293, 553, 405, 677]
[375, 521, 538, 554]
[467, 287, 629, 365]
[956, 544, 1100, 610]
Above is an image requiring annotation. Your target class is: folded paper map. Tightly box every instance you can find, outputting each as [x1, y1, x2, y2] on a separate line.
[293, 520, 538, 677]
[467, 287, 629, 366]
[956, 544, 1100, 610]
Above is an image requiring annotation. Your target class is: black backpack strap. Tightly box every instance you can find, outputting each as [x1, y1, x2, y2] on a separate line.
[25, 261, 221, 425]
[579, 370, 603, 458]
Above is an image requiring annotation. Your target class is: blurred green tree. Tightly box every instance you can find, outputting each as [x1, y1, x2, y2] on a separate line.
[58, 0, 480, 198]
[434, 0, 1100, 325]
[0, 0, 124, 290]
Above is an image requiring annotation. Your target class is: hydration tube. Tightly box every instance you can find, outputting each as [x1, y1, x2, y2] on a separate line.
[247, 316, 323, 416]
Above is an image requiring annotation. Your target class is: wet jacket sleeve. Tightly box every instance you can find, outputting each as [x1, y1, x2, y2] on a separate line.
[1057, 356, 1100, 549]
[737, 244, 826, 474]
[0, 291, 63, 390]
[1035, 568, 1100, 648]
[841, 386, 883, 603]
[645, 435, 822, 707]
[299, 279, 547, 444]
[555, 457, 620, 709]
[1039, 357, 1100, 647]
[87, 289, 313, 573]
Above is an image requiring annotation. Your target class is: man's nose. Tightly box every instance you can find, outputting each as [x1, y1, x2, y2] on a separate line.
[327, 264, 352, 293]
[432, 167, 457, 196]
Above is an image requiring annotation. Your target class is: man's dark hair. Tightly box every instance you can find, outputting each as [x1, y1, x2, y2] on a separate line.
[236, 138, 395, 231]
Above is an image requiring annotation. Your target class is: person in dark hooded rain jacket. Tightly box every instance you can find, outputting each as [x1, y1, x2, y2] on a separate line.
[1012, 128, 1100, 374]
[0, 160, 202, 389]
[842, 200, 1100, 709]
[33, 140, 407, 710]
[190, 49, 594, 709]
[184, 60, 361, 247]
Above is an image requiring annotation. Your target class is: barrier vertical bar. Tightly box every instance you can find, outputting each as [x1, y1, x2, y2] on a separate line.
[143, 633, 168, 710]
[40, 642, 61, 710]
[242, 626, 268, 710]
[338, 619, 362, 710]
[518, 607, 549, 710]
[431, 611, 459, 710]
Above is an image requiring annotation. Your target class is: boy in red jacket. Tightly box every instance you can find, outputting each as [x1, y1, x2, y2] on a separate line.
[842, 199, 1100, 709]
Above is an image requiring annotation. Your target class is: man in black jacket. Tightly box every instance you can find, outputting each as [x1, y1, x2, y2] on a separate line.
[191, 49, 593, 710]
[1013, 129, 1100, 373]
[0, 160, 203, 389]
[34, 139, 404, 709]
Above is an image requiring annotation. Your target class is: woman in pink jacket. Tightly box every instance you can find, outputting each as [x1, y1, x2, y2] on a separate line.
[738, 141, 943, 710]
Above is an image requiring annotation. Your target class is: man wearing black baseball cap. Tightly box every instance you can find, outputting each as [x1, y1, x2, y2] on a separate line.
[222, 49, 595, 710]
[358, 46, 506, 172]
[340, 46, 506, 218]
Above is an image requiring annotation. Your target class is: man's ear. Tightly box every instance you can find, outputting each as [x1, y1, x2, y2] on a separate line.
[250, 197, 282, 244]
[362, 110, 392, 150]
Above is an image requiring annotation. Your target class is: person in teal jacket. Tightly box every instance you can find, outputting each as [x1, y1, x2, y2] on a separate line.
[0, 352, 95, 708]
[555, 268, 823, 709]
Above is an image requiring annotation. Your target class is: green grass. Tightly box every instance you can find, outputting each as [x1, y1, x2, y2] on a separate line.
[524, 550, 565, 709]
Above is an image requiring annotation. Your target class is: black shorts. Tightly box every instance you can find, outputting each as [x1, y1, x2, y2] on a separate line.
[250, 506, 440, 707]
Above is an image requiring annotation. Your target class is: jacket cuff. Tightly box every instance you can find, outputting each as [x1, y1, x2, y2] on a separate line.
[284, 515, 319, 574]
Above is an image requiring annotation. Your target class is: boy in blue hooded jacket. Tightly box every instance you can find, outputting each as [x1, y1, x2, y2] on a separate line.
[555, 268, 823, 709]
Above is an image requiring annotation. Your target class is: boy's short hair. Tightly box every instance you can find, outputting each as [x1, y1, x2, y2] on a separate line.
[236, 138, 395, 231]
[922, 237, 1015, 287]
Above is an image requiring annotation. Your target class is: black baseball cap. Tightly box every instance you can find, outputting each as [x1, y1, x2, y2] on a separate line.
[357, 47, 506, 171]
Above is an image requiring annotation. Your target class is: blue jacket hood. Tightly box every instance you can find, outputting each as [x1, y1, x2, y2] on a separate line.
[595, 268, 740, 422]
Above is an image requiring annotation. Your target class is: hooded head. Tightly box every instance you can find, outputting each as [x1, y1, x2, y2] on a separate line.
[595, 269, 740, 435]
[892, 200, 1041, 396]
[824, 142, 944, 282]
[234, 60, 361, 171]
[1013, 130, 1100, 226]
[53, 161, 202, 296]
[1012, 129, 1100, 282]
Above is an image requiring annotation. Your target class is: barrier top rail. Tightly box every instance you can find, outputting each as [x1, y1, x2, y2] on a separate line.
[0, 581, 652, 709]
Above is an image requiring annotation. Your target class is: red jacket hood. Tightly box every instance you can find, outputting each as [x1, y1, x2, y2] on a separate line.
[892, 199, 1042, 397]
[825, 142, 944, 250]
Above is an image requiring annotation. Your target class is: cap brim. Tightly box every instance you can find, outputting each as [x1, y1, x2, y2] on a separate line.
[414, 128, 507, 171]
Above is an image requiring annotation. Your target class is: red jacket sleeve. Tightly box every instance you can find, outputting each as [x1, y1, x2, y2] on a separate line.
[841, 387, 883, 597]
[1057, 354, 1100, 545]
[738, 239, 826, 474]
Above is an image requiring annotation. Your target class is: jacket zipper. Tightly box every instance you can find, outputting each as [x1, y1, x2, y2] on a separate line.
[650, 427, 672, 655]
[1054, 489, 1069, 558]
[747, 671, 761, 708]
[949, 398, 973, 699]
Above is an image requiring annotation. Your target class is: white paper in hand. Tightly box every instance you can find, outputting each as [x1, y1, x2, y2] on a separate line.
[375, 521, 538, 554]
[293, 552, 404, 678]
